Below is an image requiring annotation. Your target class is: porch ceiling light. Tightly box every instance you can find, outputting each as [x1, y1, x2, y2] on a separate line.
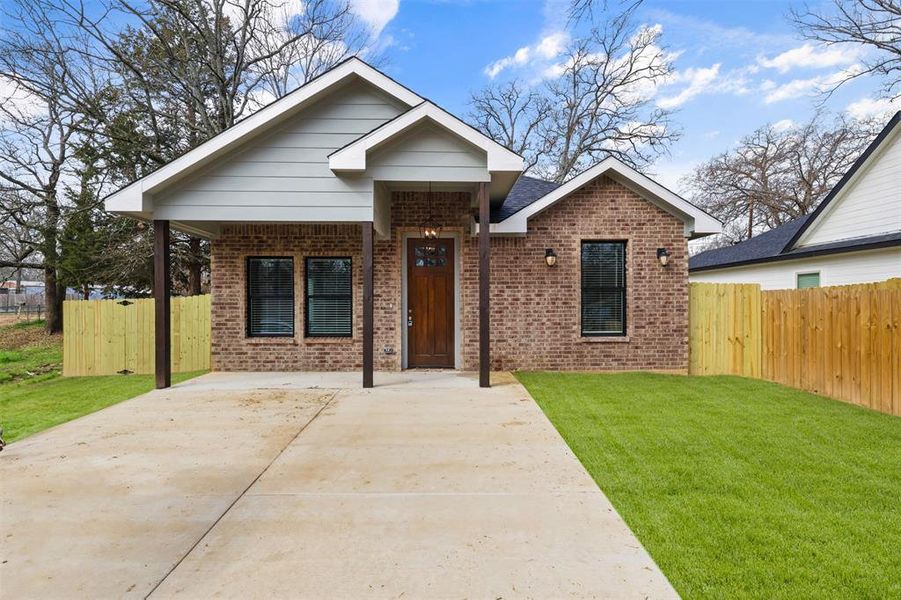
[420, 182, 441, 240]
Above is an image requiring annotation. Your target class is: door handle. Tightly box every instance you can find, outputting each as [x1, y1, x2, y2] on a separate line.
[407, 308, 413, 327]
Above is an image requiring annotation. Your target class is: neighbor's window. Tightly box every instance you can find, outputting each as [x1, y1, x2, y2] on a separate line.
[305, 257, 353, 337]
[797, 272, 820, 289]
[247, 257, 294, 337]
[581, 241, 627, 336]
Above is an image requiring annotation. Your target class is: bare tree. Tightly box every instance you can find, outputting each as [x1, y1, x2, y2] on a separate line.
[792, 0, 901, 99]
[0, 0, 102, 331]
[684, 114, 878, 248]
[469, 80, 552, 173]
[1, 0, 373, 319]
[470, 4, 676, 183]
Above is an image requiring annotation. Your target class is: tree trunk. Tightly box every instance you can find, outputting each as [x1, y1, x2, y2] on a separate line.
[43, 193, 63, 333]
[44, 267, 63, 333]
[188, 237, 202, 295]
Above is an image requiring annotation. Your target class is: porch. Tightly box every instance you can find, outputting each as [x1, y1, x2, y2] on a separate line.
[150, 183, 495, 389]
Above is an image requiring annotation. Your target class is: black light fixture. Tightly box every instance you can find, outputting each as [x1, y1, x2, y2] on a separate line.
[545, 248, 557, 267]
[657, 247, 670, 266]
[419, 182, 441, 241]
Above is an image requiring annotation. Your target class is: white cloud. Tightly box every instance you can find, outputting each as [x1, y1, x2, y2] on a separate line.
[763, 66, 861, 104]
[349, 0, 400, 38]
[758, 43, 862, 73]
[657, 64, 720, 109]
[845, 96, 900, 120]
[484, 31, 568, 79]
[0, 76, 43, 121]
[771, 118, 795, 132]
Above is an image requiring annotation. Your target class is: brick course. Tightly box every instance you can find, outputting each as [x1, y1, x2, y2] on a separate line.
[210, 176, 688, 372]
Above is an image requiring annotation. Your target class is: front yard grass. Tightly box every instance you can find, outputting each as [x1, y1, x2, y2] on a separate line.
[517, 372, 901, 599]
[0, 319, 205, 443]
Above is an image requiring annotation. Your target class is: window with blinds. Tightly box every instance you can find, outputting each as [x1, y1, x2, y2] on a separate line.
[246, 257, 294, 337]
[305, 257, 353, 337]
[581, 242, 627, 336]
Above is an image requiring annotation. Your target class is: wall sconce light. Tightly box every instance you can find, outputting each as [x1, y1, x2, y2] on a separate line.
[545, 248, 557, 267]
[657, 247, 670, 267]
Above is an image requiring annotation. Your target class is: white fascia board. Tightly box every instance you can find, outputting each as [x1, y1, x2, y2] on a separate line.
[329, 102, 524, 173]
[795, 123, 899, 248]
[104, 58, 422, 214]
[485, 157, 722, 236]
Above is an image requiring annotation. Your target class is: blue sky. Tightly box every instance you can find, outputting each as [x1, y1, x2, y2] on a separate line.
[355, 0, 898, 189]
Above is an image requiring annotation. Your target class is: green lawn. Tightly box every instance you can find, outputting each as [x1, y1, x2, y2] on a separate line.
[0, 320, 205, 443]
[517, 372, 901, 600]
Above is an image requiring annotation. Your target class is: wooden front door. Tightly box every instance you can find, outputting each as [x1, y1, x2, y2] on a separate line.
[407, 238, 455, 368]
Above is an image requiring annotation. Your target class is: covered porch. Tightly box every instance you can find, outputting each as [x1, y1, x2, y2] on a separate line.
[149, 180, 498, 390]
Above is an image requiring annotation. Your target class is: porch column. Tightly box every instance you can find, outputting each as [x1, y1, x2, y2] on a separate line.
[153, 220, 171, 389]
[362, 221, 374, 388]
[478, 182, 490, 388]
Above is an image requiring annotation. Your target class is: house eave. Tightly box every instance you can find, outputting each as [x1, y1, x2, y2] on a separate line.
[689, 236, 901, 273]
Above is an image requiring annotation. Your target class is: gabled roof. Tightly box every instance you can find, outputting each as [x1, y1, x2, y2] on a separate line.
[105, 57, 423, 213]
[690, 110, 901, 273]
[491, 175, 560, 222]
[689, 217, 810, 271]
[786, 110, 901, 249]
[487, 157, 722, 237]
[328, 101, 523, 173]
[689, 222, 901, 272]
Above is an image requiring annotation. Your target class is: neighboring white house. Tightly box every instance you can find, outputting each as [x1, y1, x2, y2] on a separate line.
[690, 111, 901, 290]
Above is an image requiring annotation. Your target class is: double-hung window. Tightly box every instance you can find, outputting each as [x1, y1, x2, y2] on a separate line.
[581, 241, 627, 336]
[246, 257, 294, 337]
[305, 257, 353, 337]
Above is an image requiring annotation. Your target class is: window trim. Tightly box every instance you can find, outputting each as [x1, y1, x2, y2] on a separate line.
[246, 256, 295, 338]
[580, 240, 628, 338]
[796, 271, 821, 289]
[304, 256, 354, 338]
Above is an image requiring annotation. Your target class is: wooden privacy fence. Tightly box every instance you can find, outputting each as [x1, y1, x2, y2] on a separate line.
[63, 295, 211, 376]
[689, 281, 901, 416]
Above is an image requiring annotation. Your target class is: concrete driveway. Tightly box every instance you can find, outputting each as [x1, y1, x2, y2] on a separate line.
[1, 372, 676, 599]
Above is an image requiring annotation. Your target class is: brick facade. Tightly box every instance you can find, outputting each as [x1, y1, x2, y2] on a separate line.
[210, 176, 688, 373]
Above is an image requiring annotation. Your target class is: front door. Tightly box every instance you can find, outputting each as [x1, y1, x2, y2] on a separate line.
[407, 238, 455, 368]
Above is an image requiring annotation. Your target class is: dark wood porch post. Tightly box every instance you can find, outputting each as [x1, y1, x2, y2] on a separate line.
[478, 182, 490, 388]
[153, 220, 171, 389]
[362, 221, 374, 388]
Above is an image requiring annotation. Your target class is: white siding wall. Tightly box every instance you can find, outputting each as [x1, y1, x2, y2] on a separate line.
[366, 123, 489, 183]
[690, 247, 901, 289]
[153, 81, 406, 222]
[799, 129, 901, 247]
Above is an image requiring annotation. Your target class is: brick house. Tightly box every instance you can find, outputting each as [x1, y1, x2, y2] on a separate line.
[105, 58, 720, 388]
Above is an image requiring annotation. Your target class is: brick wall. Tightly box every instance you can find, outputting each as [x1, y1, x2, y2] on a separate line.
[210, 176, 688, 372]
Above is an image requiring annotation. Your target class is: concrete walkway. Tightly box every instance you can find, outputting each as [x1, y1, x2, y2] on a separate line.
[1, 372, 676, 599]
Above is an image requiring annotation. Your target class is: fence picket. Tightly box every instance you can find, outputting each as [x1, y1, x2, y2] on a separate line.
[62, 295, 210, 376]
[690, 280, 901, 417]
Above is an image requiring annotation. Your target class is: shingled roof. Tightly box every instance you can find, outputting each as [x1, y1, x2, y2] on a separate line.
[491, 175, 560, 222]
[689, 217, 810, 271]
[689, 215, 901, 272]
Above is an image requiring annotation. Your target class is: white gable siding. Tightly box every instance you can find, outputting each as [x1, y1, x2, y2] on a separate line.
[366, 123, 489, 183]
[799, 129, 901, 247]
[152, 81, 406, 222]
[690, 247, 901, 289]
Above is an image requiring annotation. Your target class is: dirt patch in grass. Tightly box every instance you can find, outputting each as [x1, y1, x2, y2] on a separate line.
[0, 321, 57, 350]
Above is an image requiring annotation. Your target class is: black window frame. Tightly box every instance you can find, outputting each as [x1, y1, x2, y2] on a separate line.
[246, 256, 295, 338]
[580, 240, 628, 337]
[304, 256, 353, 338]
